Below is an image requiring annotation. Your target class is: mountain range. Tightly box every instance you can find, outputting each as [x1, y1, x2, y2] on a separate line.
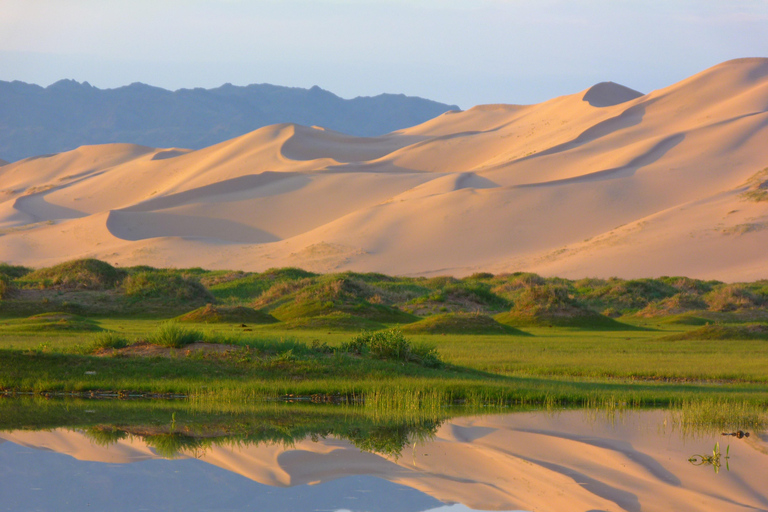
[0, 80, 458, 162]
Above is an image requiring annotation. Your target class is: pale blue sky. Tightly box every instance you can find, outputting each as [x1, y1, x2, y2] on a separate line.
[1, 0, 766, 108]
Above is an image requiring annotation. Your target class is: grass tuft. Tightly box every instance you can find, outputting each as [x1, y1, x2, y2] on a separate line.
[149, 322, 205, 348]
[341, 329, 443, 368]
[85, 332, 130, 353]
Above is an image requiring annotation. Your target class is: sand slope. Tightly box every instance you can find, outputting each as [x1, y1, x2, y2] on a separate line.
[1, 58, 767, 279]
[3, 411, 767, 511]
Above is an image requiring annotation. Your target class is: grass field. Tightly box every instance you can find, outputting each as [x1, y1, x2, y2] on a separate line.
[1, 316, 766, 408]
[1, 259, 767, 412]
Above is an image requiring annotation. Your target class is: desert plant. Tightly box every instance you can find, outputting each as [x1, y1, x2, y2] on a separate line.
[689, 442, 729, 473]
[0, 262, 32, 279]
[341, 329, 442, 367]
[149, 322, 204, 348]
[705, 284, 763, 312]
[88, 332, 130, 352]
[0, 275, 15, 299]
[637, 292, 707, 317]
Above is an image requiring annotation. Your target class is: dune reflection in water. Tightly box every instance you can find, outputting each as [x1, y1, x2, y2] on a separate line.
[1, 409, 766, 512]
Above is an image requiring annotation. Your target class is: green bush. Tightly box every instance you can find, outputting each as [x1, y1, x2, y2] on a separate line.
[705, 284, 762, 312]
[341, 329, 442, 368]
[0, 275, 15, 299]
[637, 292, 708, 317]
[86, 332, 130, 352]
[0, 262, 32, 279]
[149, 322, 204, 348]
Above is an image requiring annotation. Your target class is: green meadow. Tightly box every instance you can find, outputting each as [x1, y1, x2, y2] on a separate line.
[1, 258, 767, 416]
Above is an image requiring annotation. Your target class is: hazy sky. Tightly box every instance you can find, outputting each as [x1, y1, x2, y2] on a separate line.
[1, 0, 766, 108]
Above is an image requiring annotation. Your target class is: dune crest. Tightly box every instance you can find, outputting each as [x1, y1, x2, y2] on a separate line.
[582, 81, 644, 107]
[1, 58, 767, 279]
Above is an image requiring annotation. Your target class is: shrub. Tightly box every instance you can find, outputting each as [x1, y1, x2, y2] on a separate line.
[149, 322, 204, 348]
[0, 262, 32, 279]
[86, 332, 129, 352]
[495, 284, 626, 329]
[468, 272, 495, 280]
[341, 329, 442, 367]
[705, 284, 762, 312]
[490, 272, 546, 298]
[0, 275, 15, 299]
[636, 293, 708, 317]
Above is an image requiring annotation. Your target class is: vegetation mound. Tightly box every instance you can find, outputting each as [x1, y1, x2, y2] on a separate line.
[123, 270, 213, 302]
[0, 312, 103, 332]
[664, 323, 768, 341]
[400, 313, 526, 335]
[405, 280, 509, 315]
[208, 267, 318, 301]
[705, 284, 765, 312]
[20, 259, 126, 290]
[176, 304, 278, 324]
[578, 278, 680, 311]
[741, 167, 768, 202]
[636, 293, 708, 318]
[274, 312, 386, 331]
[262, 275, 417, 324]
[495, 285, 625, 328]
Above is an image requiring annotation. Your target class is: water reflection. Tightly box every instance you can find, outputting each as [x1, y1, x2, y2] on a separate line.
[1, 400, 767, 512]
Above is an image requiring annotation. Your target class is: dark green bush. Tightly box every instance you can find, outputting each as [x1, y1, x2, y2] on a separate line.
[341, 329, 442, 368]
[705, 284, 763, 312]
[149, 322, 204, 348]
[0, 262, 32, 279]
[0, 275, 15, 299]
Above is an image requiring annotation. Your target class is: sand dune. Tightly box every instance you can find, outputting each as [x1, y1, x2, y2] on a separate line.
[1, 58, 767, 279]
[3, 411, 767, 511]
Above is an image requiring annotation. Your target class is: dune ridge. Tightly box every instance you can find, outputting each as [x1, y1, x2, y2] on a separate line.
[1, 58, 767, 279]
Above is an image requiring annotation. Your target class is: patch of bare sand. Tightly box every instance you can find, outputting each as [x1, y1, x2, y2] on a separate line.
[95, 341, 240, 358]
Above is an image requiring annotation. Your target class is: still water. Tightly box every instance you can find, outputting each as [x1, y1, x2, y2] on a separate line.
[1, 408, 766, 512]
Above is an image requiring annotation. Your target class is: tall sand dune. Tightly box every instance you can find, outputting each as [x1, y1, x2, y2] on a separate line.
[1, 58, 767, 279]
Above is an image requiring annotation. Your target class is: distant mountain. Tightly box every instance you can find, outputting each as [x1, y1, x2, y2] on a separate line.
[0, 80, 459, 162]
